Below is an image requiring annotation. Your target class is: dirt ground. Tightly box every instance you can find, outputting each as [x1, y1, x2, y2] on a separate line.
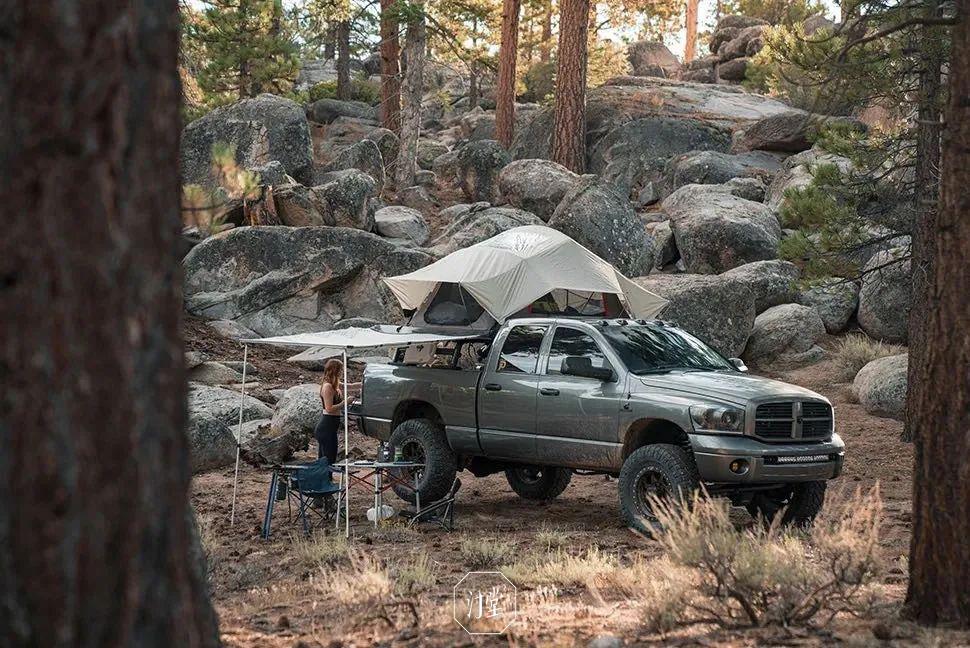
[186, 322, 969, 647]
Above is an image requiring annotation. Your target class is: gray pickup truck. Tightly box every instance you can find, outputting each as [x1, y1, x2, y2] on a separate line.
[357, 317, 844, 532]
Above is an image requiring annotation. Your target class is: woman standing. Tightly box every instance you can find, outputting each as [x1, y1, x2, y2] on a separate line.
[315, 358, 360, 464]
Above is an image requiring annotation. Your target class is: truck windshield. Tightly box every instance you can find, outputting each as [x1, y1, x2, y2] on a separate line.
[601, 324, 735, 374]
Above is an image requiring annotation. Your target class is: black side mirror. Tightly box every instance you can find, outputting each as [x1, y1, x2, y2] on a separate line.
[562, 356, 614, 381]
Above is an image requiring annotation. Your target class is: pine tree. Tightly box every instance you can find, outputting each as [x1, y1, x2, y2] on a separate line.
[551, 0, 590, 172]
[495, 0, 523, 147]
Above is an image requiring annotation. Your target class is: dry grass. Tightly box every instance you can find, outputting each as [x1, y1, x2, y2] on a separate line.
[535, 524, 570, 550]
[292, 532, 349, 571]
[502, 547, 619, 588]
[460, 536, 515, 569]
[831, 333, 906, 381]
[393, 551, 437, 595]
[196, 511, 220, 569]
[319, 549, 392, 606]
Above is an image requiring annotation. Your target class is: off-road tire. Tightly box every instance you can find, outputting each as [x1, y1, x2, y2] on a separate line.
[505, 466, 572, 500]
[618, 444, 700, 536]
[388, 418, 457, 504]
[747, 480, 826, 527]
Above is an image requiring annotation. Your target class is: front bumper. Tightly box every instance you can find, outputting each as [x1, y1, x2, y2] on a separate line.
[691, 432, 845, 484]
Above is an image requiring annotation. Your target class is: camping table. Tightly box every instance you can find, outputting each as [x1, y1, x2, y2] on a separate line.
[261, 463, 317, 539]
[331, 460, 424, 530]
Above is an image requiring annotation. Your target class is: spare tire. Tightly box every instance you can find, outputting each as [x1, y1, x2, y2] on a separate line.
[388, 418, 457, 504]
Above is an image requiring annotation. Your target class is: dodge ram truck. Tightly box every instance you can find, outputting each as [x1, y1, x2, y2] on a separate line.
[356, 317, 844, 532]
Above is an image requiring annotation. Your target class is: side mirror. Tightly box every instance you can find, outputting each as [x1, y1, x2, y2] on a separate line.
[730, 358, 748, 373]
[562, 356, 614, 381]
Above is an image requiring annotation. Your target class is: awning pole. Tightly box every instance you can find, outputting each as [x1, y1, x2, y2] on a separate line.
[343, 349, 350, 538]
[230, 343, 249, 527]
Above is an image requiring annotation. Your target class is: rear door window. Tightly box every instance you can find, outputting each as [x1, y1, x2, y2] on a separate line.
[496, 325, 547, 374]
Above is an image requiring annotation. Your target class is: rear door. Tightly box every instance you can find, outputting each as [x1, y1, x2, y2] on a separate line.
[477, 324, 549, 461]
[535, 325, 625, 470]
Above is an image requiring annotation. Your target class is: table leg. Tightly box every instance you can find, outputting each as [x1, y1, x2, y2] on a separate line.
[414, 469, 421, 517]
[262, 471, 279, 540]
[374, 469, 380, 528]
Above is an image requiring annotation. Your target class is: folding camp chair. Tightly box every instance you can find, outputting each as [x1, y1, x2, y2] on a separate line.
[288, 458, 342, 536]
[407, 477, 461, 531]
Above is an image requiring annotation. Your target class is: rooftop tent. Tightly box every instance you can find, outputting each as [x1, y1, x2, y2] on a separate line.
[384, 225, 668, 325]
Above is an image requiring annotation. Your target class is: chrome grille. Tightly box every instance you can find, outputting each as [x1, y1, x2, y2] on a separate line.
[754, 401, 832, 442]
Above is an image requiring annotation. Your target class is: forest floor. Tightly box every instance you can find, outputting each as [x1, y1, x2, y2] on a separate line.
[186, 320, 970, 647]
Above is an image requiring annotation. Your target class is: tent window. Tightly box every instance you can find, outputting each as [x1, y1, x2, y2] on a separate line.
[529, 289, 616, 317]
[424, 283, 485, 325]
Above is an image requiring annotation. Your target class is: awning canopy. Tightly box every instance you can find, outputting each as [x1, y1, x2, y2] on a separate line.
[383, 225, 667, 323]
[242, 325, 485, 350]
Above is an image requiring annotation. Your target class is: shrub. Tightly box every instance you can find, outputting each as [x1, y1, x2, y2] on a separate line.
[502, 547, 618, 588]
[308, 78, 381, 105]
[535, 524, 570, 550]
[460, 536, 515, 569]
[321, 549, 392, 606]
[831, 333, 906, 381]
[292, 533, 349, 571]
[394, 552, 437, 595]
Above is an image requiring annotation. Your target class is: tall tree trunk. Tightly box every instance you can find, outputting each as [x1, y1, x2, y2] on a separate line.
[540, 0, 554, 62]
[903, 0, 944, 443]
[395, 1, 426, 189]
[495, 0, 522, 148]
[904, 2, 970, 628]
[324, 24, 337, 59]
[380, 0, 402, 132]
[336, 20, 352, 100]
[469, 60, 480, 111]
[239, 59, 251, 98]
[684, 0, 699, 63]
[0, 1, 220, 647]
[552, 0, 590, 173]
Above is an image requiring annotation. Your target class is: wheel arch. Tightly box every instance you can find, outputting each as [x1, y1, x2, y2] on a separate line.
[391, 399, 443, 431]
[621, 418, 692, 460]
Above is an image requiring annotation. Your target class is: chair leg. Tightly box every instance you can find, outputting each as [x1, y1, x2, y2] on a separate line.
[262, 472, 279, 540]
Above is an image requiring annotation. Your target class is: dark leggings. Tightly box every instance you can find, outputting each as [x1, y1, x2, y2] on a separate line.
[315, 414, 341, 463]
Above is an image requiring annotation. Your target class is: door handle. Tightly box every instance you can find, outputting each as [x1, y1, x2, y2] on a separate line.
[484, 383, 502, 391]
[539, 388, 560, 396]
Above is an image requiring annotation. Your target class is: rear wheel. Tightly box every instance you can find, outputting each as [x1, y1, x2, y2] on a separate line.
[505, 466, 572, 500]
[388, 418, 457, 504]
[618, 444, 700, 536]
[747, 481, 826, 527]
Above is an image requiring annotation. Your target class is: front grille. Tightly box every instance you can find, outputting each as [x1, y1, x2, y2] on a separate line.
[754, 401, 832, 442]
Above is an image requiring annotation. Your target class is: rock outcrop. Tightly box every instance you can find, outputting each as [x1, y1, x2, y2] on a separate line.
[853, 354, 908, 420]
[428, 204, 543, 256]
[858, 249, 911, 344]
[457, 140, 511, 203]
[742, 303, 826, 367]
[374, 206, 430, 245]
[498, 159, 580, 221]
[798, 279, 859, 333]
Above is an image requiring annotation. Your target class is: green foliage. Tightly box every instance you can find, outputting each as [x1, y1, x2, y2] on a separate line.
[181, 143, 262, 237]
[307, 78, 382, 104]
[588, 39, 630, 88]
[721, 0, 826, 26]
[185, 0, 300, 109]
[521, 59, 557, 103]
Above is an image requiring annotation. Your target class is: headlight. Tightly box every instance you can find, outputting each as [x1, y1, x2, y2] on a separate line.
[690, 405, 744, 433]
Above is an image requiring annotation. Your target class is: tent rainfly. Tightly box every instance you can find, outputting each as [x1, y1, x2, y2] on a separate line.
[382, 225, 668, 323]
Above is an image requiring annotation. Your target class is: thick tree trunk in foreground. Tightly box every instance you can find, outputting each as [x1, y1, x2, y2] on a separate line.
[0, 1, 220, 646]
[336, 20, 352, 100]
[495, 0, 522, 148]
[684, 0, 699, 63]
[380, 0, 402, 133]
[552, 0, 590, 173]
[904, 1, 970, 628]
[903, 0, 944, 443]
[395, 3, 426, 189]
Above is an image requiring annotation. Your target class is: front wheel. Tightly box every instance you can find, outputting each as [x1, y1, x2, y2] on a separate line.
[746, 481, 826, 527]
[387, 418, 457, 504]
[618, 444, 700, 536]
[505, 466, 572, 500]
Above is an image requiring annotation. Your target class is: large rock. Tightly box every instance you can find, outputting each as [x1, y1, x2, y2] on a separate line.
[312, 169, 377, 230]
[271, 384, 323, 441]
[720, 260, 800, 313]
[183, 226, 431, 336]
[549, 178, 654, 276]
[635, 274, 757, 357]
[182, 94, 314, 186]
[273, 184, 329, 227]
[627, 41, 681, 78]
[186, 416, 238, 474]
[307, 98, 378, 124]
[664, 149, 784, 197]
[742, 303, 826, 367]
[180, 119, 269, 188]
[374, 206, 430, 245]
[364, 128, 400, 166]
[798, 279, 859, 333]
[857, 249, 911, 343]
[498, 159, 580, 221]
[187, 383, 272, 427]
[187, 361, 245, 385]
[735, 111, 864, 153]
[853, 354, 908, 420]
[457, 140, 511, 203]
[324, 140, 385, 195]
[662, 184, 782, 273]
[429, 204, 543, 256]
[460, 107, 497, 141]
[764, 147, 854, 211]
[717, 57, 750, 82]
[417, 140, 450, 170]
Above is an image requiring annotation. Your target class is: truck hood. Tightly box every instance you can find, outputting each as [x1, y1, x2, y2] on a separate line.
[633, 370, 827, 407]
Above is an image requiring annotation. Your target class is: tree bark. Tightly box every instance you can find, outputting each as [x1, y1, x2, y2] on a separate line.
[540, 0, 554, 62]
[380, 0, 402, 133]
[684, 0, 699, 63]
[324, 24, 337, 60]
[904, 1, 970, 628]
[495, 0, 522, 148]
[0, 1, 220, 647]
[552, 0, 590, 173]
[902, 0, 944, 443]
[395, 1, 426, 189]
[336, 19, 352, 100]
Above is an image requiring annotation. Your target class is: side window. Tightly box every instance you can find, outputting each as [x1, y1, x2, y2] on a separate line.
[547, 328, 610, 375]
[496, 325, 547, 374]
